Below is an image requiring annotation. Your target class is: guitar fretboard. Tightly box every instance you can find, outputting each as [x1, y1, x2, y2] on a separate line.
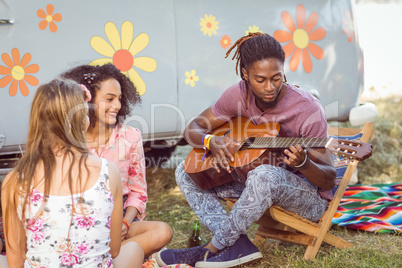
[245, 137, 332, 149]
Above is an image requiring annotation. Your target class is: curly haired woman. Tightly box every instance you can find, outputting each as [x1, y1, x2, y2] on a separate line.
[61, 63, 173, 259]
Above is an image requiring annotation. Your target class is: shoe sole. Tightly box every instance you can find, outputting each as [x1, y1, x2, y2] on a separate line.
[155, 250, 168, 267]
[194, 252, 263, 268]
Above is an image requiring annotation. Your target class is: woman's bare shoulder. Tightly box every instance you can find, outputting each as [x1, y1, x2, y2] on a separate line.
[83, 154, 102, 168]
[2, 169, 15, 188]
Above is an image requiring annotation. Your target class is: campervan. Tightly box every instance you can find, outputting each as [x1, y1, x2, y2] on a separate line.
[0, 0, 377, 175]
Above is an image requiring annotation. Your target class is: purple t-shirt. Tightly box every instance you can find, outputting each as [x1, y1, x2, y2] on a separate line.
[211, 80, 333, 200]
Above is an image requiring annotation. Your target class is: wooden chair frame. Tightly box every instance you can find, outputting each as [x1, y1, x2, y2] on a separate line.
[226, 122, 374, 260]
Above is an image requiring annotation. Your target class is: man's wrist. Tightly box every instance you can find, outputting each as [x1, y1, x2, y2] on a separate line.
[293, 154, 311, 170]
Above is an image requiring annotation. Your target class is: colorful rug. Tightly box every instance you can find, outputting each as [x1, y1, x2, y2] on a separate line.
[332, 183, 402, 234]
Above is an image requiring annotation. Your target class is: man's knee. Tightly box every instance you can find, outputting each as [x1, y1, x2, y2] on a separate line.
[247, 164, 282, 182]
[252, 164, 279, 173]
[244, 165, 287, 196]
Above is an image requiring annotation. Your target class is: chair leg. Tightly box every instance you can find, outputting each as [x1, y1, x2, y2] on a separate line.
[323, 232, 354, 249]
[253, 227, 267, 247]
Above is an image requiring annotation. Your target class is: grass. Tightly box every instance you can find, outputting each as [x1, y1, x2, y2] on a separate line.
[145, 166, 402, 267]
[357, 95, 402, 184]
[329, 94, 402, 185]
[145, 95, 402, 267]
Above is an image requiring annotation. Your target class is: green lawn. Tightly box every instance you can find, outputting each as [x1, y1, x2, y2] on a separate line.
[146, 166, 402, 267]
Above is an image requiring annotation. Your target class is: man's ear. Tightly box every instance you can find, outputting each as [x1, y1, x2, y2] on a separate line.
[242, 68, 248, 81]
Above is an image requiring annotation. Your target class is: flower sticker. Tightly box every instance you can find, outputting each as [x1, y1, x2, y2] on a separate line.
[199, 14, 219, 37]
[0, 48, 39, 96]
[342, 9, 356, 43]
[274, 5, 326, 73]
[220, 35, 232, 49]
[37, 4, 62, 33]
[90, 21, 157, 95]
[185, 70, 199, 87]
[245, 25, 262, 35]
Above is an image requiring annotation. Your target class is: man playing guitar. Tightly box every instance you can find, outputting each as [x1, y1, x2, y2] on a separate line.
[156, 32, 336, 268]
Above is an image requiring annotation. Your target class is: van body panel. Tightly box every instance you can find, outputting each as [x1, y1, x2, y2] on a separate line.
[0, 0, 371, 155]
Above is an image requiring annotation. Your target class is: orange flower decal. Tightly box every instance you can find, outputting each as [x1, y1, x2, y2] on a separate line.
[220, 35, 232, 49]
[0, 48, 39, 96]
[342, 9, 355, 43]
[37, 4, 62, 33]
[274, 5, 326, 73]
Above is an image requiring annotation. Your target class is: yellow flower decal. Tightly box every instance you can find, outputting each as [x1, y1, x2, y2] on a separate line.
[185, 70, 199, 87]
[90, 21, 157, 95]
[220, 35, 232, 49]
[0, 48, 39, 96]
[245, 25, 262, 35]
[199, 14, 219, 37]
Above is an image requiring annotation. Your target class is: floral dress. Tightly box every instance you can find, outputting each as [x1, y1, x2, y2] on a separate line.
[19, 158, 114, 268]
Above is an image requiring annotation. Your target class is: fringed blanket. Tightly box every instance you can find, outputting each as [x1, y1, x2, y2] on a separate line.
[332, 183, 402, 234]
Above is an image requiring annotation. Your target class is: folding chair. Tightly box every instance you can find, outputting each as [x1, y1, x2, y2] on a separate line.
[225, 122, 374, 260]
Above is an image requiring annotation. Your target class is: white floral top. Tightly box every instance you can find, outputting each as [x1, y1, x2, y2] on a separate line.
[19, 158, 114, 268]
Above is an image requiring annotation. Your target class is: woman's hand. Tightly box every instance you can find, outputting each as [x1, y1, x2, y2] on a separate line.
[121, 223, 129, 241]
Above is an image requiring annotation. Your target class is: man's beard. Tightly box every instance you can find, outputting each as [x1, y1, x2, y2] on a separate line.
[253, 88, 282, 110]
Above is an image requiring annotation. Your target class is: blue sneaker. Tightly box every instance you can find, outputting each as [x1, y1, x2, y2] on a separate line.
[195, 234, 263, 268]
[156, 243, 215, 267]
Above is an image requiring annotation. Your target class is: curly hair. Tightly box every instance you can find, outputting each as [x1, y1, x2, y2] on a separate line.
[60, 63, 141, 127]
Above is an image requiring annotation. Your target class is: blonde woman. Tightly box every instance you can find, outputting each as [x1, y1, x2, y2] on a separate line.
[1, 78, 143, 267]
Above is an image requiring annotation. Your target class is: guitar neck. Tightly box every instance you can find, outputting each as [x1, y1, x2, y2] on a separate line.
[242, 137, 332, 150]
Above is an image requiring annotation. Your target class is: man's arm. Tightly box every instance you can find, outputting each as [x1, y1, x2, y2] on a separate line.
[183, 107, 239, 173]
[283, 146, 336, 190]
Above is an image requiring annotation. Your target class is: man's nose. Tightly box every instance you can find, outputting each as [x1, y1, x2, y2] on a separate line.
[264, 81, 275, 91]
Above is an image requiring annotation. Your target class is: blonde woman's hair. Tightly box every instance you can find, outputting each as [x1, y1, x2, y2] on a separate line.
[2, 78, 90, 255]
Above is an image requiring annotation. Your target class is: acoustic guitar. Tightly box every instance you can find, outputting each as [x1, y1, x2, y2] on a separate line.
[183, 117, 372, 190]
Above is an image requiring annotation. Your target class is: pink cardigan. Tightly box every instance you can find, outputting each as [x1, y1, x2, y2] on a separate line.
[89, 124, 147, 220]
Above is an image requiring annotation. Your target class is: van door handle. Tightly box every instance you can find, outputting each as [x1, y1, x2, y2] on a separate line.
[0, 0, 14, 25]
[0, 19, 14, 25]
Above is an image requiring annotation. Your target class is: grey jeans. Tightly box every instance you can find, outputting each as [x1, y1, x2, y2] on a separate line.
[175, 161, 328, 250]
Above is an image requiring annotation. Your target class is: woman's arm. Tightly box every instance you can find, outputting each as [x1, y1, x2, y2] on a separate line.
[1, 172, 25, 268]
[124, 129, 147, 222]
[108, 162, 123, 258]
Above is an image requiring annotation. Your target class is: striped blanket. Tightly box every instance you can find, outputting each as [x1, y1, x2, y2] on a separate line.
[332, 183, 402, 234]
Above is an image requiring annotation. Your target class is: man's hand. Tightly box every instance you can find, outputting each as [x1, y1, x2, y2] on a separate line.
[209, 136, 240, 173]
[283, 145, 307, 168]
